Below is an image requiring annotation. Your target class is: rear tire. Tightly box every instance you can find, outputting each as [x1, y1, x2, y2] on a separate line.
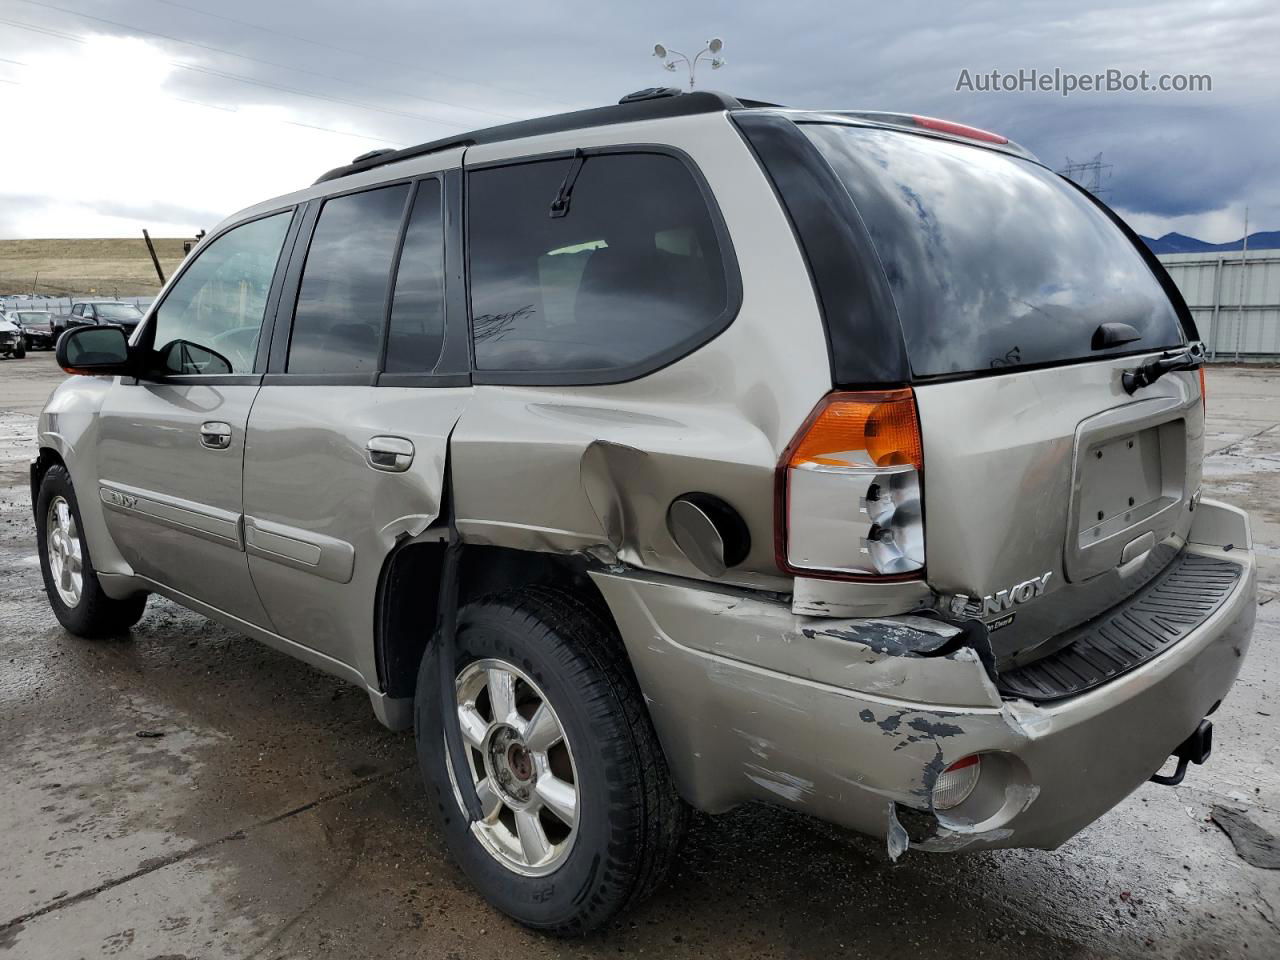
[414, 585, 687, 934]
[36, 465, 147, 637]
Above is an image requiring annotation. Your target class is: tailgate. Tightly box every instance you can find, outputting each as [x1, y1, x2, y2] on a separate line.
[916, 357, 1204, 664]
[784, 120, 1203, 665]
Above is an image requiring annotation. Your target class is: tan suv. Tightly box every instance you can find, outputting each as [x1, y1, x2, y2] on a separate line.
[35, 89, 1256, 933]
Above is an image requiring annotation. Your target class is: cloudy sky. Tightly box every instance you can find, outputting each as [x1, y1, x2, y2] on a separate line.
[0, 0, 1275, 241]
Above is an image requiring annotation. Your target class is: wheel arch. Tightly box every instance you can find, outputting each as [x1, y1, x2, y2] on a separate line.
[374, 540, 623, 703]
[30, 445, 67, 521]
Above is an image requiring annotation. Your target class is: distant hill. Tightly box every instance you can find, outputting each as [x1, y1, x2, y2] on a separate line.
[0, 237, 187, 297]
[1140, 230, 1280, 255]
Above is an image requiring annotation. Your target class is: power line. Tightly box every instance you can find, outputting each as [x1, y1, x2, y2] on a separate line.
[0, 14, 84, 44]
[2, 13, 472, 130]
[174, 96, 402, 145]
[149, 0, 575, 109]
[13, 0, 523, 123]
[176, 61, 474, 128]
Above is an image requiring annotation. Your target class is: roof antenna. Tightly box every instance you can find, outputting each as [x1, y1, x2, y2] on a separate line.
[549, 148, 587, 219]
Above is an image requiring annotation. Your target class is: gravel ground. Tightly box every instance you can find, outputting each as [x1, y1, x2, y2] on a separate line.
[1, 351, 1277, 959]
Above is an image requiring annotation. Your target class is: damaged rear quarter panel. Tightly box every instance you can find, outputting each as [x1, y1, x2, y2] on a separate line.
[448, 115, 831, 591]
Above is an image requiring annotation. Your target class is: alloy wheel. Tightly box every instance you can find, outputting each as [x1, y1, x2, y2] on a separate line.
[450, 658, 579, 876]
[47, 496, 83, 607]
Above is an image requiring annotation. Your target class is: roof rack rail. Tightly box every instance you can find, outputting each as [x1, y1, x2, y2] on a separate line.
[314, 89, 747, 185]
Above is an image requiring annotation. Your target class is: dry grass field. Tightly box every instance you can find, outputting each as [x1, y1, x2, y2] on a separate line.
[0, 237, 189, 297]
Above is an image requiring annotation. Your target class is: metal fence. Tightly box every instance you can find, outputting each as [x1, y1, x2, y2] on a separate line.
[1158, 250, 1280, 362]
[1, 295, 155, 316]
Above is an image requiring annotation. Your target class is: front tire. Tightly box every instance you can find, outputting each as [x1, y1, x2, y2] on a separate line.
[415, 586, 687, 934]
[36, 465, 147, 636]
[13, 342, 25, 359]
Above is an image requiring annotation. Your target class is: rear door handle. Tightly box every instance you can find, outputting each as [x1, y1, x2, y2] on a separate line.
[366, 436, 414, 472]
[200, 421, 233, 450]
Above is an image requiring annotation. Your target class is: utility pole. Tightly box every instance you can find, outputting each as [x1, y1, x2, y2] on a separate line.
[142, 229, 165, 285]
[1057, 153, 1113, 198]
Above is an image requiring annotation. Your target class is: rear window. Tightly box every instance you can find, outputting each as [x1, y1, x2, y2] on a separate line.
[96, 303, 143, 321]
[802, 124, 1183, 377]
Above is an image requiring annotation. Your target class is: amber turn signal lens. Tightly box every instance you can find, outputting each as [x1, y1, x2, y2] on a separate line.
[1199, 367, 1207, 409]
[787, 389, 923, 470]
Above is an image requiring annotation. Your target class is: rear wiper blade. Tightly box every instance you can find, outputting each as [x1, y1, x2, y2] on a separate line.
[1122, 342, 1205, 395]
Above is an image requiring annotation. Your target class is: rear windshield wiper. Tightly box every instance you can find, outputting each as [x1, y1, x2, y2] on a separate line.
[1122, 342, 1205, 395]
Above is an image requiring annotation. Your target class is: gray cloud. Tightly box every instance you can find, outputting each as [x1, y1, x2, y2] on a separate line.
[3, 0, 1277, 239]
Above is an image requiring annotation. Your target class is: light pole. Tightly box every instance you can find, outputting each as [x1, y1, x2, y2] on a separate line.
[652, 39, 725, 90]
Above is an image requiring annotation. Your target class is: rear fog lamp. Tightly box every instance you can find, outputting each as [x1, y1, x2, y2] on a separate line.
[932, 755, 982, 811]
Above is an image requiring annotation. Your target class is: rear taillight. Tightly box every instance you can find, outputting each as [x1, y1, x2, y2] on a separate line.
[776, 389, 925, 579]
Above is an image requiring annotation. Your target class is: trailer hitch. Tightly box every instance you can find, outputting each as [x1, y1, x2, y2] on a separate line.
[1150, 719, 1213, 786]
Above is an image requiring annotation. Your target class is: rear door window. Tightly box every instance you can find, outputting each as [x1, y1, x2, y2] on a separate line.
[288, 183, 411, 375]
[467, 151, 733, 379]
[802, 124, 1184, 377]
[385, 179, 446, 373]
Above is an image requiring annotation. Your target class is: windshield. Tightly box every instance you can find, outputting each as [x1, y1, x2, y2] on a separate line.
[802, 124, 1184, 377]
[95, 303, 144, 321]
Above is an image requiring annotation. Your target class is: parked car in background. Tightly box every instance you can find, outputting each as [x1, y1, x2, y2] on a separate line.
[0, 315, 26, 358]
[54, 301, 145, 339]
[33, 89, 1256, 935]
[10, 310, 57, 350]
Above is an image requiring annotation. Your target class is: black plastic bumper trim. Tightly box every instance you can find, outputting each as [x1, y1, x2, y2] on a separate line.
[997, 553, 1243, 702]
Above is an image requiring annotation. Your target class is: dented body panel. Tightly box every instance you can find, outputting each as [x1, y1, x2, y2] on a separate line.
[592, 501, 1254, 852]
[451, 114, 828, 593]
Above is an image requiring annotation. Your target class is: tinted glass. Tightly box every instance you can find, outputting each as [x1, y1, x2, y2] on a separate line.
[803, 125, 1183, 377]
[150, 211, 292, 374]
[468, 152, 728, 374]
[289, 183, 410, 374]
[385, 180, 445, 373]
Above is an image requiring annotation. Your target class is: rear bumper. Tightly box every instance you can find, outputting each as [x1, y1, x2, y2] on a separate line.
[591, 499, 1256, 853]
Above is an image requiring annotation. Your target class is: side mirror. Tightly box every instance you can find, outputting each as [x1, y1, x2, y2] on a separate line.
[57, 325, 133, 376]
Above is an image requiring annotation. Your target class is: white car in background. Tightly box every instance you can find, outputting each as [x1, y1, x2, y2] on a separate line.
[0, 314, 27, 359]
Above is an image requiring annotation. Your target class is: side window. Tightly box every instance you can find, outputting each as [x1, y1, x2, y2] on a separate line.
[150, 211, 292, 375]
[384, 180, 445, 373]
[71, 304, 83, 317]
[467, 152, 730, 376]
[287, 183, 410, 375]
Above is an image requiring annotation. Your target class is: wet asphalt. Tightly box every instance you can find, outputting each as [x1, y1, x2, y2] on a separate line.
[1, 352, 1277, 960]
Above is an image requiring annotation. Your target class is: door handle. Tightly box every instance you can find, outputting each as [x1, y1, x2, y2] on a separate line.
[366, 436, 414, 472]
[200, 421, 233, 450]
